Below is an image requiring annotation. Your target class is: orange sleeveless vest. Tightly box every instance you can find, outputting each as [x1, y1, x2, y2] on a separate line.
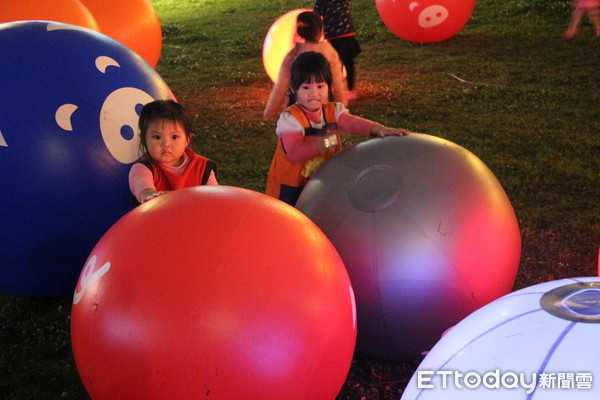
[266, 103, 342, 205]
[140, 148, 216, 191]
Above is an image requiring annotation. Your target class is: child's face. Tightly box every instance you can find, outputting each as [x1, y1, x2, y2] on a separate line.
[295, 80, 329, 112]
[144, 119, 190, 166]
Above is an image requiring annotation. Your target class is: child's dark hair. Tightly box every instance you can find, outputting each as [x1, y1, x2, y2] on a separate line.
[138, 99, 192, 158]
[288, 51, 334, 106]
[296, 11, 323, 42]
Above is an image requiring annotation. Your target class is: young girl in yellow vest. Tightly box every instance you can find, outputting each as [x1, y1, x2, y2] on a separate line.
[266, 51, 410, 206]
[129, 100, 218, 204]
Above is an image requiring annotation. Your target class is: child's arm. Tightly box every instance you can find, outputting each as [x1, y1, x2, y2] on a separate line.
[280, 132, 322, 163]
[338, 110, 411, 137]
[128, 163, 168, 204]
[205, 170, 218, 185]
[263, 52, 294, 119]
[277, 109, 341, 163]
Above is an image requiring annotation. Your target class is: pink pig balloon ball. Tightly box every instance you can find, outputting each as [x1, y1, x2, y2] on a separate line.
[376, 0, 477, 43]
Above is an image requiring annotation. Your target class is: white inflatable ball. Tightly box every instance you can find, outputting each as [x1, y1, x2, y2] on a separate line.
[402, 277, 600, 399]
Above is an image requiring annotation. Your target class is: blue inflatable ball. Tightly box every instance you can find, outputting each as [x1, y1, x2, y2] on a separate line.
[402, 277, 600, 399]
[295, 134, 521, 361]
[0, 21, 174, 296]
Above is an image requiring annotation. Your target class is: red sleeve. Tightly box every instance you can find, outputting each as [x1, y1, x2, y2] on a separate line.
[280, 132, 321, 163]
[338, 110, 378, 137]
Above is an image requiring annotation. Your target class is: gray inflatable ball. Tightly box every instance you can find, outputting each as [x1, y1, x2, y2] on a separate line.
[295, 133, 521, 361]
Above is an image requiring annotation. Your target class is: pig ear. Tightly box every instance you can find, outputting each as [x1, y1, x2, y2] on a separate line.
[409, 2, 419, 11]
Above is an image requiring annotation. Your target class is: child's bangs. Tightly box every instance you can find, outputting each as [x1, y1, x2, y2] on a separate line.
[304, 70, 329, 84]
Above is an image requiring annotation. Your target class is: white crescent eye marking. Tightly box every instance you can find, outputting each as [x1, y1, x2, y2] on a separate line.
[100, 87, 154, 164]
[409, 2, 419, 11]
[55, 104, 79, 131]
[0, 129, 7, 147]
[96, 56, 121, 74]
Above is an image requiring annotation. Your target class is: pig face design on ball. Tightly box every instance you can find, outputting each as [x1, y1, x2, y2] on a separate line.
[376, 0, 476, 43]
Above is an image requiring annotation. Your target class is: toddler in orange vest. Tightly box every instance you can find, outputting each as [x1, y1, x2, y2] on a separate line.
[266, 51, 410, 206]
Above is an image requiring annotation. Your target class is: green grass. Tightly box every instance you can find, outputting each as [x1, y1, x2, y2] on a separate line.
[1, 0, 599, 398]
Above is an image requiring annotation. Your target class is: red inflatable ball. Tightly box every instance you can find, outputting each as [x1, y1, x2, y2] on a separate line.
[71, 186, 356, 400]
[375, 0, 477, 43]
[0, 0, 99, 31]
[262, 8, 311, 83]
[80, 0, 162, 67]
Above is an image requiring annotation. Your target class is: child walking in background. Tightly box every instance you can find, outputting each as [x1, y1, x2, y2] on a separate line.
[565, 0, 600, 38]
[263, 11, 347, 119]
[266, 51, 410, 206]
[129, 100, 218, 204]
[314, 0, 362, 99]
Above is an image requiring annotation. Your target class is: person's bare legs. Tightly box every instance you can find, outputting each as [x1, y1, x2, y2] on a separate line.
[565, 8, 584, 38]
[587, 8, 600, 36]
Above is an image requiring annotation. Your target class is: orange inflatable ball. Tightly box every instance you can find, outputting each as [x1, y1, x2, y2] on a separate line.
[0, 0, 98, 30]
[71, 186, 356, 400]
[262, 8, 311, 83]
[80, 0, 162, 67]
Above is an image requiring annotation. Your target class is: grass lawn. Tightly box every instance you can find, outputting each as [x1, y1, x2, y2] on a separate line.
[1, 0, 599, 399]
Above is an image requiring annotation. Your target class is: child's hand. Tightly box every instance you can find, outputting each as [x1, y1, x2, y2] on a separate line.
[142, 190, 169, 203]
[370, 125, 411, 137]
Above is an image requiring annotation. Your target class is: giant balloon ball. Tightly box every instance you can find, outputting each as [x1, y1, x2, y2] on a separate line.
[295, 134, 521, 360]
[0, 21, 174, 296]
[71, 186, 356, 400]
[262, 8, 311, 83]
[401, 277, 600, 399]
[375, 0, 477, 43]
[0, 0, 99, 30]
[80, 0, 162, 67]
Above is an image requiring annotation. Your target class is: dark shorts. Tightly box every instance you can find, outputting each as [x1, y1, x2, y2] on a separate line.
[329, 35, 362, 61]
[279, 184, 304, 206]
